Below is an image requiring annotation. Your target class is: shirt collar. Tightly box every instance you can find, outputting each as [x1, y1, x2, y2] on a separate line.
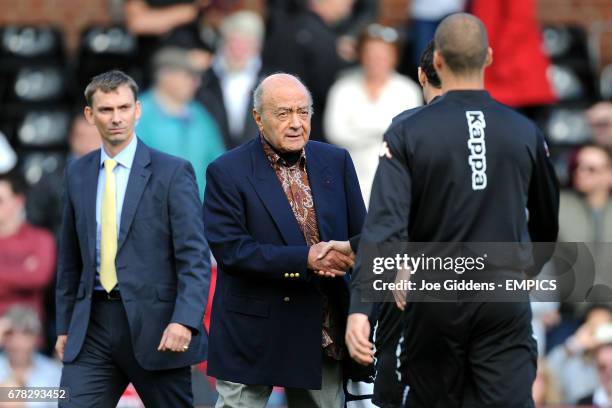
[100, 134, 138, 170]
[594, 386, 610, 406]
[213, 55, 262, 78]
[260, 134, 306, 168]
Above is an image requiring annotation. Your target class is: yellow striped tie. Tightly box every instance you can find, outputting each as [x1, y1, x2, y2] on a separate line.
[100, 159, 118, 292]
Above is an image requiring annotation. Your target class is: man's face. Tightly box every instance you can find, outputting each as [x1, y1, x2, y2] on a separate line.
[84, 85, 140, 150]
[223, 32, 259, 71]
[4, 329, 36, 366]
[253, 79, 311, 153]
[69, 117, 101, 158]
[587, 102, 612, 149]
[159, 68, 200, 105]
[573, 147, 612, 195]
[361, 39, 396, 81]
[0, 181, 24, 228]
[597, 345, 612, 394]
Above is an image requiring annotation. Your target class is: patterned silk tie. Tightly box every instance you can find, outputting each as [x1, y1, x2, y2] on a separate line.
[100, 159, 118, 292]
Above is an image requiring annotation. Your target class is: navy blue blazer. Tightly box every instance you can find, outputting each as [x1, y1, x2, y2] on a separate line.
[56, 139, 210, 370]
[203, 137, 366, 389]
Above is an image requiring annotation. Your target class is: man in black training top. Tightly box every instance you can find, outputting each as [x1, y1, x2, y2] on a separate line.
[346, 13, 559, 408]
[370, 39, 443, 408]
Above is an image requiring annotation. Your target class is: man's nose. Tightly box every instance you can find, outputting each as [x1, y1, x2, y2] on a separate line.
[111, 109, 122, 124]
[289, 112, 301, 129]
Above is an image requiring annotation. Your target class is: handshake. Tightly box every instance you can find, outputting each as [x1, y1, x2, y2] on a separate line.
[307, 240, 355, 278]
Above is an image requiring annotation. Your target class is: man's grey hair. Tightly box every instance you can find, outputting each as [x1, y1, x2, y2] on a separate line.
[252, 73, 314, 115]
[2, 305, 41, 335]
[220, 10, 265, 46]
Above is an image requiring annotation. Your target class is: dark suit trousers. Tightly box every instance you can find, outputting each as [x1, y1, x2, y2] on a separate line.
[59, 297, 192, 408]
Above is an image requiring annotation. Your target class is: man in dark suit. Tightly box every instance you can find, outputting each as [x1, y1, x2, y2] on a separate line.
[203, 73, 365, 407]
[55, 70, 210, 407]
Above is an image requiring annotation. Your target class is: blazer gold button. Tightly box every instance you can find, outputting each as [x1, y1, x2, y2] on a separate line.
[295, 273, 300, 278]
[283, 297, 290, 302]
[290, 273, 295, 278]
[284, 273, 289, 278]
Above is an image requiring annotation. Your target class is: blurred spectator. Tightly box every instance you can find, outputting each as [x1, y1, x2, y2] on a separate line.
[0, 170, 55, 324]
[531, 301, 561, 356]
[197, 10, 266, 149]
[123, 0, 214, 86]
[577, 324, 612, 407]
[559, 145, 612, 243]
[587, 102, 612, 150]
[325, 24, 421, 205]
[408, 0, 465, 68]
[547, 304, 612, 404]
[0, 306, 61, 407]
[27, 116, 100, 237]
[469, 0, 557, 109]
[334, 0, 379, 62]
[263, 0, 355, 142]
[532, 358, 561, 407]
[137, 47, 225, 198]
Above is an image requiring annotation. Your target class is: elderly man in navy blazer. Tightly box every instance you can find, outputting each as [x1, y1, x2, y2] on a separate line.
[204, 73, 365, 407]
[55, 70, 210, 407]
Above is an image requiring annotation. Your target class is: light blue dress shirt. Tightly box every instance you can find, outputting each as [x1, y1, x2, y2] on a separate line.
[94, 135, 137, 290]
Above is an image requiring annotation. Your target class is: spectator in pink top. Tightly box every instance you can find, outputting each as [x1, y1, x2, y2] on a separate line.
[0, 170, 56, 324]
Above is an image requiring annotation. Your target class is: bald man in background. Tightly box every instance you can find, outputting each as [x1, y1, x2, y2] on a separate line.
[346, 13, 559, 408]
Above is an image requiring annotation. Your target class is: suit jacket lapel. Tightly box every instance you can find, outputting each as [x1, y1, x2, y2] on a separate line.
[305, 143, 332, 242]
[118, 140, 151, 251]
[247, 138, 306, 246]
[85, 151, 101, 264]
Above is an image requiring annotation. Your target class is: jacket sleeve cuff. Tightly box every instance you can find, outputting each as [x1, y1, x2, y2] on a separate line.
[349, 289, 375, 316]
[171, 305, 204, 336]
[280, 246, 310, 281]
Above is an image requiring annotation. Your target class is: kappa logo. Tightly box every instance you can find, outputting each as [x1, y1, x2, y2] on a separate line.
[379, 141, 393, 159]
[466, 111, 487, 190]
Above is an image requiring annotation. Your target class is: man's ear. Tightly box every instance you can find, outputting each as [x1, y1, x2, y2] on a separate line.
[433, 50, 444, 73]
[84, 106, 94, 125]
[484, 47, 493, 68]
[253, 109, 264, 132]
[417, 67, 427, 88]
[134, 100, 142, 121]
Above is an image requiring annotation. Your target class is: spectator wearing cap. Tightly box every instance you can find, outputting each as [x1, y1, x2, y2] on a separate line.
[197, 10, 267, 149]
[325, 24, 421, 205]
[577, 323, 612, 406]
[0, 170, 56, 324]
[547, 304, 612, 404]
[0, 306, 62, 406]
[137, 47, 225, 199]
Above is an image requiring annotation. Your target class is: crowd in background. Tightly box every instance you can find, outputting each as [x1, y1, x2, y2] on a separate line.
[0, 0, 611, 407]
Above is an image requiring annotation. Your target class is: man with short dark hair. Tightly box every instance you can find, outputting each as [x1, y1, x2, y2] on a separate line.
[346, 13, 559, 407]
[56, 69, 210, 407]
